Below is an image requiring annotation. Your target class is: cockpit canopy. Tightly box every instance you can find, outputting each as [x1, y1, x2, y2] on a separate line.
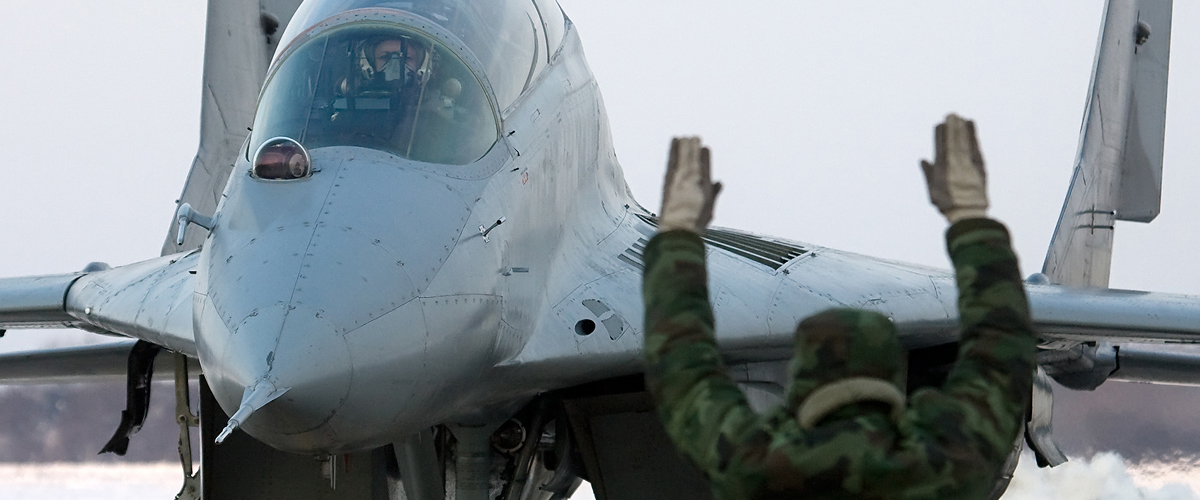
[248, 0, 566, 166]
[250, 21, 498, 165]
[281, 0, 565, 109]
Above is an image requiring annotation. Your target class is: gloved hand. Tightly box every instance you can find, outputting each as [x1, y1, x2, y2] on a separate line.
[659, 137, 722, 233]
[920, 114, 989, 223]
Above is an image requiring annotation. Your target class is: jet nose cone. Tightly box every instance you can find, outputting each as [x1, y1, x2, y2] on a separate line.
[206, 303, 353, 451]
[195, 147, 491, 452]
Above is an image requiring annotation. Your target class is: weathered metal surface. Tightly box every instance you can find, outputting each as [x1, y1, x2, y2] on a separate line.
[1043, 0, 1174, 287]
[0, 340, 200, 384]
[65, 251, 198, 356]
[0, 273, 81, 327]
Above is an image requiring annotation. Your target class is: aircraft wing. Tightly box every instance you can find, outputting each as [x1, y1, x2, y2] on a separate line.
[0, 340, 201, 384]
[4, 242, 1200, 385]
[962, 285, 1200, 386]
[1106, 343, 1200, 385]
[0, 251, 199, 359]
[1027, 285, 1200, 344]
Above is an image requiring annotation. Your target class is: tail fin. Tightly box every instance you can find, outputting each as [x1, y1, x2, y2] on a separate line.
[1042, 0, 1172, 287]
[160, 0, 304, 255]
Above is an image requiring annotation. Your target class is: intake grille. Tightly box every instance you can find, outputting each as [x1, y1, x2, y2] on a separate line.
[624, 214, 806, 271]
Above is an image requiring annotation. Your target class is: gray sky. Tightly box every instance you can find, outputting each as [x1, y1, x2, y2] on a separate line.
[2, 2, 1198, 337]
[1, 0, 1200, 495]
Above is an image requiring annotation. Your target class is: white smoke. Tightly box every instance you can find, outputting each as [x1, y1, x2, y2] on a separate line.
[569, 452, 1200, 500]
[1126, 454, 1200, 496]
[0, 456, 1194, 500]
[571, 483, 597, 500]
[0, 462, 180, 500]
[1001, 452, 1200, 500]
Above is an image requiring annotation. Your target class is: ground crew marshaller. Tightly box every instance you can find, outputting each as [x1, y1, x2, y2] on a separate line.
[642, 115, 1036, 499]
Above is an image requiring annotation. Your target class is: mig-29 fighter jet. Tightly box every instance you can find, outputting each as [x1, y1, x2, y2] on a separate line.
[0, 0, 1195, 499]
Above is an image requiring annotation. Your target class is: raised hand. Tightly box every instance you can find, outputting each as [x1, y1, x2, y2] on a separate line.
[920, 115, 989, 224]
[659, 137, 722, 233]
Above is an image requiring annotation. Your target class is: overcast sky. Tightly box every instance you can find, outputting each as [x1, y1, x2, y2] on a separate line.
[1, 0, 1199, 497]
[2, 2, 1198, 333]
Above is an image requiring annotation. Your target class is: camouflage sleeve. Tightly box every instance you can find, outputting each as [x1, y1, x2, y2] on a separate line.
[642, 230, 766, 489]
[907, 218, 1036, 473]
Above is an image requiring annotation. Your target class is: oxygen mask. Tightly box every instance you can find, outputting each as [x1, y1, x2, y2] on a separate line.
[383, 53, 403, 82]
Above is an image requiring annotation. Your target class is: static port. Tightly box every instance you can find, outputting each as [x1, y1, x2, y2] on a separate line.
[575, 319, 596, 336]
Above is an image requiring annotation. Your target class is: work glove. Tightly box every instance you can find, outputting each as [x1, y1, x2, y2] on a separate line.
[659, 137, 722, 233]
[920, 114, 989, 223]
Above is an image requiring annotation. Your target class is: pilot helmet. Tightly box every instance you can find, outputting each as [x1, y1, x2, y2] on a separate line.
[354, 35, 432, 88]
[786, 308, 907, 429]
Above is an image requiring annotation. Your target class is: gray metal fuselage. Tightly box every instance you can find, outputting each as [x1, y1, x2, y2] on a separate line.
[183, 9, 1200, 454]
[189, 19, 954, 454]
[196, 22, 612, 452]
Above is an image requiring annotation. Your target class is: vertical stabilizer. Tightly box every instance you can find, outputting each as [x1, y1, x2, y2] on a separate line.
[1042, 0, 1172, 287]
[160, 0, 303, 255]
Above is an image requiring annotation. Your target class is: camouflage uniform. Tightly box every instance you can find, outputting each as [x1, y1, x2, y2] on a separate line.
[643, 218, 1035, 500]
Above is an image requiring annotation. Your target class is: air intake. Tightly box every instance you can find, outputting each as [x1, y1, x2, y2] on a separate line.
[624, 214, 806, 271]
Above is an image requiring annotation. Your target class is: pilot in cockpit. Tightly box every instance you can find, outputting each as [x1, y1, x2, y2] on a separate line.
[358, 37, 431, 92]
[255, 25, 492, 166]
[330, 36, 433, 150]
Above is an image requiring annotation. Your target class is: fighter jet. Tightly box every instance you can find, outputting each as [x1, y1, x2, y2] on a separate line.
[0, 0, 1193, 499]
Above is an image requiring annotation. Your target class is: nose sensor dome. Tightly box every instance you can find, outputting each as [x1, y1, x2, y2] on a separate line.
[254, 137, 312, 180]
